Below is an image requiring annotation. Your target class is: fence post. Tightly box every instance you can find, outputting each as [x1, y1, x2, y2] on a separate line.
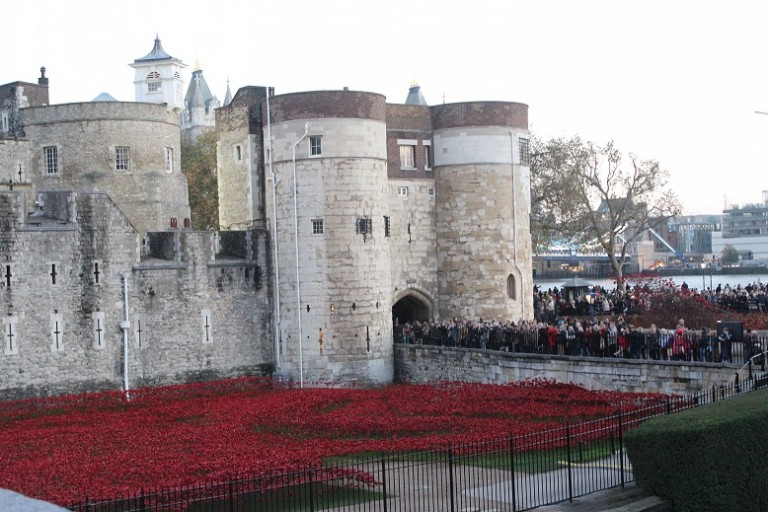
[229, 475, 234, 512]
[736, 372, 741, 394]
[666, 396, 671, 414]
[139, 487, 146, 512]
[381, 453, 388, 512]
[618, 411, 625, 489]
[566, 423, 574, 503]
[509, 436, 517, 512]
[308, 467, 315, 512]
[448, 444, 456, 512]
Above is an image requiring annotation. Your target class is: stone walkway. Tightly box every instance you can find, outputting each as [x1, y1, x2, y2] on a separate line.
[0, 489, 68, 512]
[2, 453, 671, 512]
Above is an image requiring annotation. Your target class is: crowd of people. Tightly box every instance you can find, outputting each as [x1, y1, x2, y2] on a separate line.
[394, 316, 761, 364]
[533, 280, 768, 321]
[393, 280, 768, 365]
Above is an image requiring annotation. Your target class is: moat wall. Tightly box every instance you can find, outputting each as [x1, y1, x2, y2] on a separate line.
[394, 344, 746, 395]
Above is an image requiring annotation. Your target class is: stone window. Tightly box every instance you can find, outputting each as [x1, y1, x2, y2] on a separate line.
[49, 262, 60, 286]
[3, 264, 13, 288]
[92, 311, 106, 350]
[43, 146, 59, 176]
[397, 186, 408, 197]
[423, 140, 432, 170]
[165, 147, 174, 173]
[312, 219, 324, 235]
[50, 311, 64, 353]
[201, 308, 213, 344]
[356, 217, 372, 235]
[1, 112, 8, 132]
[507, 274, 517, 300]
[428, 187, 435, 198]
[234, 144, 242, 162]
[519, 137, 530, 166]
[134, 314, 146, 349]
[92, 260, 102, 285]
[384, 216, 390, 237]
[310, 136, 323, 157]
[115, 146, 130, 172]
[399, 144, 416, 170]
[3, 315, 18, 356]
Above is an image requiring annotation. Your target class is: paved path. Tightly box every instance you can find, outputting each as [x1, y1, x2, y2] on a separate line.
[2, 452, 670, 512]
[0, 489, 68, 512]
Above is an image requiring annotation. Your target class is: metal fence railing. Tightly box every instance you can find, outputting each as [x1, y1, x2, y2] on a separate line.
[66, 374, 767, 512]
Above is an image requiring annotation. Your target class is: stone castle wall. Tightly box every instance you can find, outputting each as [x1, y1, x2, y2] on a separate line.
[0, 190, 272, 400]
[20, 102, 190, 234]
[0, 139, 31, 185]
[395, 344, 742, 395]
[216, 87, 270, 230]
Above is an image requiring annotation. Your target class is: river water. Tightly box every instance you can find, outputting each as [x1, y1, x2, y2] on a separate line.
[533, 273, 768, 292]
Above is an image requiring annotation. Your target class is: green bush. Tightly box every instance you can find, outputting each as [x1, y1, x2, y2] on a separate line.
[625, 389, 768, 511]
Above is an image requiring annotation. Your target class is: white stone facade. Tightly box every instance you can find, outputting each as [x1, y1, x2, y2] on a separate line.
[267, 114, 394, 385]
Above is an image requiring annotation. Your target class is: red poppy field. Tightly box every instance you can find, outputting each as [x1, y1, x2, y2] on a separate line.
[0, 378, 665, 505]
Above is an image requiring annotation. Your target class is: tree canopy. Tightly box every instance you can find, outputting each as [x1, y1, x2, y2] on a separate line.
[720, 244, 740, 265]
[181, 130, 219, 231]
[530, 136, 682, 291]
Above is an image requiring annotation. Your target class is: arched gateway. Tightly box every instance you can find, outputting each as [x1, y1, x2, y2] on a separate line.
[392, 289, 433, 324]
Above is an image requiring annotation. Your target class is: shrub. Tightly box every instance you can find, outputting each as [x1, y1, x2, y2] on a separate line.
[625, 388, 768, 511]
[623, 274, 768, 330]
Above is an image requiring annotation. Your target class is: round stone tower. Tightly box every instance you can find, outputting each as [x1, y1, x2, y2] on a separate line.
[20, 102, 189, 235]
[266, 90, 393, 385]
[432, 102, 533, 321]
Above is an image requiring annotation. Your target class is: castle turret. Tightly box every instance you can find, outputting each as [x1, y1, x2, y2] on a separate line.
[432, 102, 533, 320]
[405, 80, 427, 106]
[265, 90, 394, 385]
[181, 66, 220, 142]
[223, 79, 233, 106]
[130, 35, 186, 111]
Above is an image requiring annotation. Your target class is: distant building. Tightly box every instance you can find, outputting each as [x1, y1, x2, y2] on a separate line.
[712, 190, 768, 262]
[180, 66, 221, 143]
[0, 67, 49, 139]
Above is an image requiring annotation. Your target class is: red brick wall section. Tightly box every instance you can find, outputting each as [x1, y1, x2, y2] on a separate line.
[432, 102, 528, 130]
[267, 90, 387, 123]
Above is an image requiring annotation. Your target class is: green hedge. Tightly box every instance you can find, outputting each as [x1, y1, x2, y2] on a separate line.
[625, 388, 768, 512]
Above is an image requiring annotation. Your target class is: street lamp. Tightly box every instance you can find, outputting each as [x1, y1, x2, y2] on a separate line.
[292, 123, 310, 388]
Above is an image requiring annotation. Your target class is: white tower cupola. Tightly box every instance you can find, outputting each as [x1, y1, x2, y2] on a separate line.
[130, 35, 187, 111]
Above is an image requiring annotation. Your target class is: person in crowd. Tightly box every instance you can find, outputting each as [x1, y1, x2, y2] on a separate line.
[717, 327, 732, 363]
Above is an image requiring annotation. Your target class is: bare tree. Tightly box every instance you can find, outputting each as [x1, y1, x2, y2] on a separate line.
[531, 136, 682, 291]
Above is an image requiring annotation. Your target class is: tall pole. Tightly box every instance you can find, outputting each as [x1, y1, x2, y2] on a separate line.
[266, 89, 281, 371]
[119, 273, 130, 399]
[292, 123, 310, 388]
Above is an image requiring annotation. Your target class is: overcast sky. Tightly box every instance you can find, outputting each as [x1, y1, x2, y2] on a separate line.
[4, 0, 768, 215]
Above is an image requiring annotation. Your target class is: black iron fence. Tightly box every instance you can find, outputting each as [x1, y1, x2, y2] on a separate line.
[67, 375, 766, 512]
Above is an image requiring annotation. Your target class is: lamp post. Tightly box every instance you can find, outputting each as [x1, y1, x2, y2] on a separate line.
[292, 123, 309, 388]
